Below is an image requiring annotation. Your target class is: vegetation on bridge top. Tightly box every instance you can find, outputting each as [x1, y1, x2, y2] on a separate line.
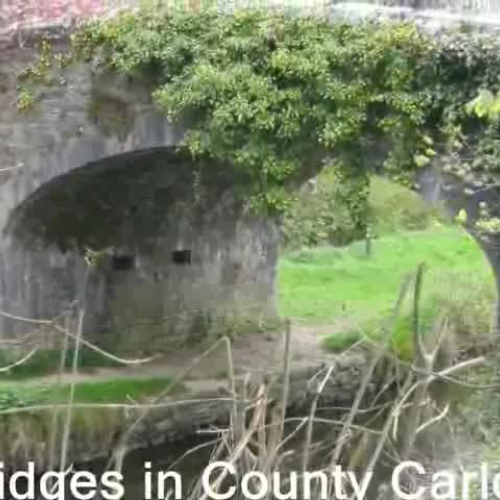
[18, 7, 500, 226]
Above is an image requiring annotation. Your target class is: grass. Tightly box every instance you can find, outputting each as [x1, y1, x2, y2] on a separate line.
[321, 330, 364, 352]
[0, 376, 180, 463]
[279, 226, 494, 321]
[0, 347, 121, 380]
[0, 377, 178, 408]
[49, 377, 178, 403]
[0, 349, 179, 415]
[278, 226, 496, 357]
[321, 307, 448, 359]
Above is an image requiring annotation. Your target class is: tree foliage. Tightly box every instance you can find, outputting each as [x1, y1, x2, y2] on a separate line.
[282, 167, 367, 249]
[283, 172, 445, 249]
[28, 9, 500, 215]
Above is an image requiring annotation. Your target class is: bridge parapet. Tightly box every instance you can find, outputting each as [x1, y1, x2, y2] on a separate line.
[330, 2, 500, 35]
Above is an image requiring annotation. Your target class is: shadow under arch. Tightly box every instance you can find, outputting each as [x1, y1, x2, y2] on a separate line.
[0, 147, 280, 353]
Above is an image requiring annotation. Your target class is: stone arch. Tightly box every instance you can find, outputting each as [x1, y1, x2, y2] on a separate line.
[0, 45, 279, 351]
[0, 43, 187, 234]
[0, 147, 279, 353]
[415, 166, 500, 328]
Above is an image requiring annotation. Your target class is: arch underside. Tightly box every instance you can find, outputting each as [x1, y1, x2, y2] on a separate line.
[0, 148, 279, 353]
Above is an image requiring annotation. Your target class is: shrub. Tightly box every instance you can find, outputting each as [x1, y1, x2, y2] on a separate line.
[321, 274, 495, 360]
[369, 176, 448, 236]
[283, 173, 448, 250]
[282, 169, 363, 249]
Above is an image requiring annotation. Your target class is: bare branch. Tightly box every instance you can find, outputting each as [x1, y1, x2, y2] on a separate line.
[0, 348, 37, 373]
[328, 272, 413, 486]
[416, 404, 450, 434]
[302, 365, 334, 471]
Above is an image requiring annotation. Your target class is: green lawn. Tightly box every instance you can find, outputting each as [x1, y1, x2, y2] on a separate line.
[0, 377, 178, 410]
[278, 226, 495, 329]
[0, 348, 121, 380]
[49, 377, 178, 403]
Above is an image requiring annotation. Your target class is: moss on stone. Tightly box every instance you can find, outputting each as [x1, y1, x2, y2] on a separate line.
[87, 90, 134, 139]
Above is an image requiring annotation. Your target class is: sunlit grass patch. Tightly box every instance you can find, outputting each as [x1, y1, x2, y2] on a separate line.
[279, 226, 496, 359]
[279, 226, 494, 323]
[320, 275, 495, 360]
[0, 376, 180, 409]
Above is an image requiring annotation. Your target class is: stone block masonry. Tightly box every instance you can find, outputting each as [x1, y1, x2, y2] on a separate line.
[0, 44, 279, 353]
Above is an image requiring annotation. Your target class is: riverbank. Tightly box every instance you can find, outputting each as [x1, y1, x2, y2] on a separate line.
[0, 324, 370, 469]
[0, 226, 494, 470]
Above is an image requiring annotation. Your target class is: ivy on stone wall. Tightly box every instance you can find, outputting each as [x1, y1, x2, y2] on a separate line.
[461, 85, 500, 237]
[21, 8, 500, 216]
[67, 9, 436, 212]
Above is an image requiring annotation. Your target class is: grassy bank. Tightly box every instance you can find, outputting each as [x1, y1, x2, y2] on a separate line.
[279, 226, 493, 321]
[0, 347, 121, 380]
[278, 226, 496, 357]
[0, 377, 178, 410]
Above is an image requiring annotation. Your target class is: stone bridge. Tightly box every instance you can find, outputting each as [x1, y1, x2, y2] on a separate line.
[1, 1, 500, 354]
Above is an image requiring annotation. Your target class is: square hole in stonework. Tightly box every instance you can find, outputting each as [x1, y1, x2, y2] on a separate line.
[172, 249, 191, 265]
[112, 254, 135, 271]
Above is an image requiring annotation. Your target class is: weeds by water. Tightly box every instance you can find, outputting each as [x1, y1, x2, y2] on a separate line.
[321, 273, 495, 359]
[0, 254, 492, 498]
[167, 265, 487, 499]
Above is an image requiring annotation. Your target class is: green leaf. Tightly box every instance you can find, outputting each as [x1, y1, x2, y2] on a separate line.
[456, 209, 468, 225]
[414, 155, 431, 168]
[467, 89, 497, 120]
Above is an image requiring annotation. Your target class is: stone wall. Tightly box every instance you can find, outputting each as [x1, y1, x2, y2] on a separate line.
[0, 348, 370, 470]
[0, 43, 279, 351]
[417, 165, 500, 326]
